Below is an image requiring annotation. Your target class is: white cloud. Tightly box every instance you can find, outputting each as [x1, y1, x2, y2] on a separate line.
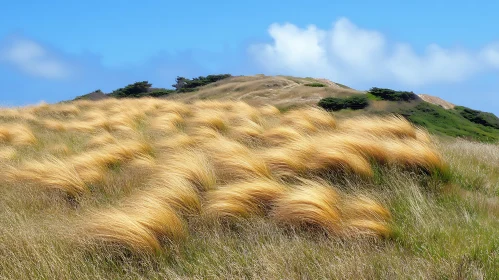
[248, 23, 337, 78]
[249, 17, 499, 86]
[481, 43, 499, 68]
[0, 37, 70, 79]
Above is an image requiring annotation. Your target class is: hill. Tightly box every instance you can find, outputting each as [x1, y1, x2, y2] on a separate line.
[73, 74, 499, 143]
[165, 75, 359, 108]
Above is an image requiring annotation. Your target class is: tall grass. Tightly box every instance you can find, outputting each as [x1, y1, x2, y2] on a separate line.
[204, 178, 288, 219]
[0, 123, 37, 146]
[1, 98, 494, 278]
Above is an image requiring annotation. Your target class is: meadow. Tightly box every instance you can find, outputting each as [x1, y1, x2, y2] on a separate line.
[0, 98, 497, 279]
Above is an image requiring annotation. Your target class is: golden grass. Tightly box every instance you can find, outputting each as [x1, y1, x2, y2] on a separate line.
[188, 109, 229, 132]
[262, 136, 374, 178]
[41, 119, 67, 132]
[259, 104, 280, 116]
[0, 124, 37, 146]
[202, 136, 272, 181]
[149, 112, 184, 133]
[82, 201, 186, 253]
[204, 179, 288, 219]
[342, 195, 392, 238]
[154, 132, 197, 151]
[0, 98, 446, 255]
[337, 115, 416, 139]
[161, 151, 217, 191]
[272, 181, 343, 234]
[86, 132, 117, 148]
[7, 157, 87, 197]
[272, 181, 392, 237]
[382, 138, 447, 172]
[0, 146, 16, 160]
[146, 174, 202, 215]
[261, 126, 303, 146]
[281, 107, 336, 131]
[47, 143, 71, 155]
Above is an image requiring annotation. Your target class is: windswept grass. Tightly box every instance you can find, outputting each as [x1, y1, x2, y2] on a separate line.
[82, 200, 186, 254]
[6, 157, 87, 197]
[1, 98, 496, 279]
[204, 178, 288, 219]
[272, 181, 343, 234]
[0, 123, 37, 146]
[337, 115, 416, 139]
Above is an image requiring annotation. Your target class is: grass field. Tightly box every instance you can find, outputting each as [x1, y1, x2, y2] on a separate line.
[0, 98, 497, 279]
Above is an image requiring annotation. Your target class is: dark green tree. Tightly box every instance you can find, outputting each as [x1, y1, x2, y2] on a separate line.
[110, 81, 152, 98]
[172, 77, 187, 91]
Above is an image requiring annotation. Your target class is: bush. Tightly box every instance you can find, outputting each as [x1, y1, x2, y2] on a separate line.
[173, 74, 232, 92]
[368, 87, 417, 102]
[455, 106, 499, 129]
[304, 83, 326, 87]
[318, 95, 369, 111]
[110, 81, 152, 98]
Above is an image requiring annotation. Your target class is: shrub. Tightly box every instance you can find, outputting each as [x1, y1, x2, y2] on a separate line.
[110, 81, 152, 98]
[368, 87, 418, 102]
[173, 74, 232, 92]
[455, 106, 499, 129]
[304, 83, 327, 87]
[318, 95, 369, 111]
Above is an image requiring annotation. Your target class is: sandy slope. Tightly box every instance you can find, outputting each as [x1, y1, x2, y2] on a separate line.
[418, 94, 455, 109]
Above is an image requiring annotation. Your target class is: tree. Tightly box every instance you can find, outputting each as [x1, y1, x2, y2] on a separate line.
[110, 81, 152, 98]
[172, 76, 187, 91]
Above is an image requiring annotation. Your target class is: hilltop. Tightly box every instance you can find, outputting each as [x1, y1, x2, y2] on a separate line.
[74, 74, 499, 142]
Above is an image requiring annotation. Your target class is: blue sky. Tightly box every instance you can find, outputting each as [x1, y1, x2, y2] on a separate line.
[1, 0, 498, 115]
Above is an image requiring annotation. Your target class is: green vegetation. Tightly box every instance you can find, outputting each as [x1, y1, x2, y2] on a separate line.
[455, 106, 499, 129]
[369, 87, 418, 102]
[109, 81, 156, 98]
[148, 89, 176, 97]
[173, 74, 232, 92]
[73, 74, 232, 101]
[318, 95, 369, 111]
[398, 102, 499, 142]
[366, 92, 383, 101]
[304, 82, 327, 87]
[108, 82, 174, 98]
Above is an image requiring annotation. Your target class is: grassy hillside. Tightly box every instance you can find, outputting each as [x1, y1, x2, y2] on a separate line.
[0, 99, 498, 279]
[73, 75, 499, 143]
[398, 102, 499, 142]
[165, 75, 360, 108]
[318, 87, 499, 143]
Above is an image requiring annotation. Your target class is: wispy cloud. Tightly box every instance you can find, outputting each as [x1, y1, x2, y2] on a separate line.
[249, 17, 499, 87]
[0, 36, 71, 79]
[480, 43, 499, 68]
[0, 34, 241, 106]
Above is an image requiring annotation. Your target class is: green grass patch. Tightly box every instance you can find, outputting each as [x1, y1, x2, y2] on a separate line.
[366, 93, 383, 101]
[398, 102, 499, 142]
